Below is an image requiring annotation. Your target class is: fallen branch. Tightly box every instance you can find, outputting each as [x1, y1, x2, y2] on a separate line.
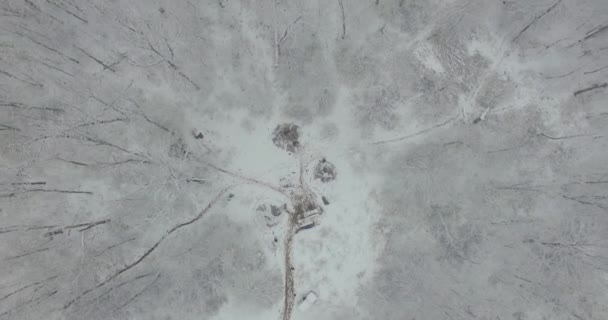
[584, 65, 608, 75]
[538, 132, 590, 140]
[113, 274, 161, 311]
[11, 30, 80, 64]
[0, 69, 43, 87]
[75, 46, 115, 72]
[63, 186, 234, 309]
[94, 238, 136, 257]
[5, 247, 50, 261]
[583, 24, 608, 42]
[47, 0, 88, 23]
[0, 275, 57, 302]
[278, 16, 302, 57]
[338, 0, 346, 39]
[371, 114, 458, 145]
[0, 101, 64, 113]
[0, 189, 93, 198]
[512, 0, 562, 42]
[573, 83, 608, 96]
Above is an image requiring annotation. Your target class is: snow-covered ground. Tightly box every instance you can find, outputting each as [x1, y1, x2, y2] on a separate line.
[1, 0, 608, 319]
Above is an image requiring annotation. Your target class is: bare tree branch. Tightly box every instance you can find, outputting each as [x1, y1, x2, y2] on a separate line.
[573, 83, 608, 96]
[74, 46, 115, 72]
[1, 189, 93, 198]
[512, 0, 562, 42]
[63, 186, 234, 309]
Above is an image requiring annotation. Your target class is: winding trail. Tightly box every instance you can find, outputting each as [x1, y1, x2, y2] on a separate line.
[281, 212, 296, 320]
